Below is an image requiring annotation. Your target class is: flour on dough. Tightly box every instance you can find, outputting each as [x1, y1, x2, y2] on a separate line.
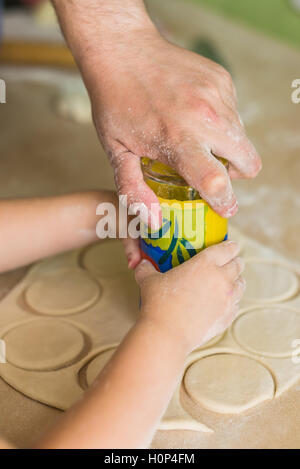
[25, 268, 101, 315]
[184, 354, 275, 414]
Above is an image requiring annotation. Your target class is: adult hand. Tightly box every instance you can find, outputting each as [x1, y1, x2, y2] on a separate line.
[53, 0, 261, 228]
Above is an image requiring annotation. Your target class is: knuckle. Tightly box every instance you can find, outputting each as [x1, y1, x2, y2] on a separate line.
[219, 67, 233, 85]
[201, 170, 228, 196]
[204, 80, 221, 99]
[192, 97, 219, 122]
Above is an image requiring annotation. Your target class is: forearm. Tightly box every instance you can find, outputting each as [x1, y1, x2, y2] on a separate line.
[36, 317, 187, 449]
[51, 0, 156, 66]
[0, 191, 115, 273]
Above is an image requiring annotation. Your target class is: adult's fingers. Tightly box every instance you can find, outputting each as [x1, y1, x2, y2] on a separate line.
[112, 150, 162, 229]
[169, 140, 238, 218]
[135, 259, 158, 284]
[210, 126, 262, 180]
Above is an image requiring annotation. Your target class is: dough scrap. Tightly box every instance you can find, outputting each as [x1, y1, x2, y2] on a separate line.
[25, 268, 100, 315]
[233, 307, 300, 358]
[82, 241, 129, 277]
[243, 259, 298, 303]
[184, 354, 275, 414]
[86, 349, 116, 387]
[3, 319, 84, 371]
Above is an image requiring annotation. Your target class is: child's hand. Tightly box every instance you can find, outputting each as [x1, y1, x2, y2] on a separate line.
[121, 236, 141, 270]
[135, 241, 245, 354]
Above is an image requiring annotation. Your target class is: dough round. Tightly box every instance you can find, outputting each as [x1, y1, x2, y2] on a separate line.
[184, 354, 274, 414]
[86, 349, 115, 386]
[243, 259, 298, 303]
[25, 269, 101, 315]
[82, 241, 128, 277]
[233, 307, 300, 358]
[4, 319, 84, 371]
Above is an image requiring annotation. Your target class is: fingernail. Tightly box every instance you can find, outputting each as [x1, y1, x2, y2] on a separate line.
[224, 200, 238, 218]
[139, 259, 152, 267]
[224, 240, 239, 247]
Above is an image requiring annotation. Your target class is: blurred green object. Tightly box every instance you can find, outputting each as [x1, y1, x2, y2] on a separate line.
[192, 0, 300, 48]
[191, 38, 231, 72]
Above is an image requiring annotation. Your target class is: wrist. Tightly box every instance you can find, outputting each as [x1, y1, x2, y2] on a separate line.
[136, 314, 190, 359]
[53, 0, 158, 69]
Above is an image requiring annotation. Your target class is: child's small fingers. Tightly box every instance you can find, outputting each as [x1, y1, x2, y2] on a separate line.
[233, 276, 246, 303]
[202, 240, 240, 266]
[122, 238, 141, 269]
[223, 257, 245, 280]
[229, 303, 240, 323]
[135, 259, 158, 284]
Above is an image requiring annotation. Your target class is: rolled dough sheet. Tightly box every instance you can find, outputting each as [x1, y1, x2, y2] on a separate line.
[0, 227, 299, 440]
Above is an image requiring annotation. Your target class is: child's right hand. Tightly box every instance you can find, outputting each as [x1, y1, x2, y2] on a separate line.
[135, 241, 245, 354]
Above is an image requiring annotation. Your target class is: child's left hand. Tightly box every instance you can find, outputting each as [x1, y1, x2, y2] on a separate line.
[121, 236, 141, 270]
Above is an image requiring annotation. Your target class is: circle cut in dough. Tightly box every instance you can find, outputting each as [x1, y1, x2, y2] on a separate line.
[184, 354, 274, 414]
[86, 348, 116, 386]
[25, 269, 101, 315]
[4, 319, 85, 371]
[82, 241, 128, 277]
[233, 307, 300, 358]
[243, 259, 298, 303]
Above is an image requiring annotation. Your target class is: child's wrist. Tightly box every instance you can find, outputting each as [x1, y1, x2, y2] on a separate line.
[136, 314, 190, 359]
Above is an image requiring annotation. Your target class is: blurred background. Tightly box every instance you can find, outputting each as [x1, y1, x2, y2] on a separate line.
[0, 0, 300, 448]
[0, 0, 300, 258]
